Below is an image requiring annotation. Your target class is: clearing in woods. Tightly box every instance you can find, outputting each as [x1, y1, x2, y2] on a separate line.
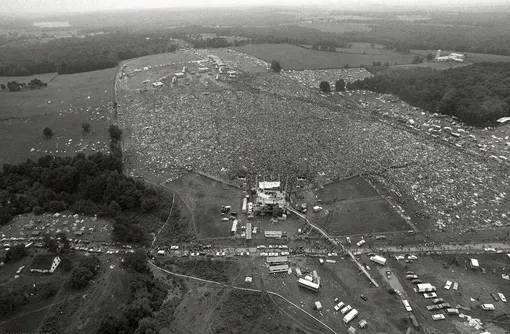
[0, 68, 117, 165]
[232, 43, 417, 70]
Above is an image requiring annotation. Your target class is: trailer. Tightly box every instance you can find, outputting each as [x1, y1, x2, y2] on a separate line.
[417, 283, 437, 293]
[343, 309, 359, 324]
[242, 198, 248, 214]
[314, 301, 322, 311]
[297, 278, 320, 292]
[356, 239, 366, 247]
[470, 258, 479, 269]
[370, 255, 387, 266]
[230, 220, 238, 235]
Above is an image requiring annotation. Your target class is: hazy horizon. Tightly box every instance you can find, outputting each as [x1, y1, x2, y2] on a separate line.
[2, 0, 509, 16]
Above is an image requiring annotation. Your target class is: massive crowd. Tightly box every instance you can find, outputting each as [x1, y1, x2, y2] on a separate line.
[118, 49, 509, 233]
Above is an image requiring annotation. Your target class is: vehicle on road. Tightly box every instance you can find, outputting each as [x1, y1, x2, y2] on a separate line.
[402, 300, 412, 312]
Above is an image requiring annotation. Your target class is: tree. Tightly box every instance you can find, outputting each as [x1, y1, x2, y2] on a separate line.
[135, 317, 160, 334]
[32, 206, 44, 215]
[319, 81, 331, 93]
[82, 123, 91, 133]
[335, 79, 345, 91]
[69, 266, 93, 289]
[5, 244, 28, 261]
[124, 249, 148, 273]
[270, 60, 282, 73]
[0, 207, 13, 225]
[43, 127, 53, 138]
[0, 84, 5, 90]
[108, 125, 122, 141]
[43, 234, 58, 253]
[426, 53, 434, 61]
[79, 255, 101, 275]
[371, 43, 375, 48]
[56, 231, 70, 250]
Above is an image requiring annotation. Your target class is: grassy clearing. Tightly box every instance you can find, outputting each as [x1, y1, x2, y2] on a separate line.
[315, 177, 408, 235]
[411, 49, 510, 63]
[0, 67, 116, 165]
[294, 21, 374, 33]
[232, 44, 416, 70]
[165, 173, 245, 239]
[0, 68, 116, 118]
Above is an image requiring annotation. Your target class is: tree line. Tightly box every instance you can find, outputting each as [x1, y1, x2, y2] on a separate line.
[347, 62, 510, 126]
[1, 78, 47, 92]
[0, 32, 179, 76]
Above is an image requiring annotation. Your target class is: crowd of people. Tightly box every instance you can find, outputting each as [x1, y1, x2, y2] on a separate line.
[118, 48, 509, 234]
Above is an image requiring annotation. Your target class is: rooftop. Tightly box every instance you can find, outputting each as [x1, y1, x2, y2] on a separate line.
[31, 254, 56, 270]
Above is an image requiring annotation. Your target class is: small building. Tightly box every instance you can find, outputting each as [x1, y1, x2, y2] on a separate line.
[269, 264, 289, 273]
[470, 258, 479, 269]
[171, 76, 177, 84]
[30, 254, 61, 274]
[298, 278, 320, 291]
[31, 231, 41, 237]
[314, 301, 322, 310]
[266, 256, 288, 265]
[245, 276, 252, 283]
[264, 231, 282, 239]
[370, 255, 387, 266]
[245, 222, 252, 240]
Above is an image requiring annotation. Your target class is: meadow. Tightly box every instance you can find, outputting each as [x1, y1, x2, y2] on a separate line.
[0, 68, 116, 164]
[233, 44, 416, 70]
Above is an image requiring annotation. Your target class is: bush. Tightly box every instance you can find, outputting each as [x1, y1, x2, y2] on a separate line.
[69, 266, 94, 289]
[319, 81, 331, 93]
[82, 123, 91, 133]
[108, 125, 122, 141]
[43, 127, 53, 138]
[270, 60, 282, 73]
[32, 206, 44, 215]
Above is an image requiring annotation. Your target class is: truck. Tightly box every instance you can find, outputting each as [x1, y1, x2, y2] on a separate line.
[356, 239, 366, 247]
[334, 301, 345, 312]
[313, 206, 323, 213]
[444, 280, 452, 290]
[417, 283, 437, 293]
[242, 198, 248, 214]
[340, 305, 352, 314]
[230, 220, 238, 235]
[314, 301, 322, 311]
[343, 309, 359, 324]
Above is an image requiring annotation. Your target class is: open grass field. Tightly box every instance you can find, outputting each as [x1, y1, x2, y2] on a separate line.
[0, 68, 116, 118]
[313, 177, 409, 235]
[411, 49, 510, 63]
[294, 21, 374, 33]
[165, 173, 246, 239]
[0, 67, 116, 165]
[232, 44, 417, 70]
[395, 61, 472, 70]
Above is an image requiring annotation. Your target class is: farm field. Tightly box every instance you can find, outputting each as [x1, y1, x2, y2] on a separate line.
[410, 49, 510, 63]
[0, 67, 116, 165]
[0, 68, 116, 118]
[312, 177, 409, 235]
[294, 21, 374, 33]
[395, 61, 471, 70]
[232, 44, 417, 70]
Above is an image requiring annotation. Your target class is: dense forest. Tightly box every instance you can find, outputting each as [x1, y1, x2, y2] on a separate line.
[343, 21, 510, 56]
[0, 32, 178, 76]
[348, 63, 510, 126]
[0, 151, 191, 244]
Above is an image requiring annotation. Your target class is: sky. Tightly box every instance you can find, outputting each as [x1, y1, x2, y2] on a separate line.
[1, 0, 507, 15]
